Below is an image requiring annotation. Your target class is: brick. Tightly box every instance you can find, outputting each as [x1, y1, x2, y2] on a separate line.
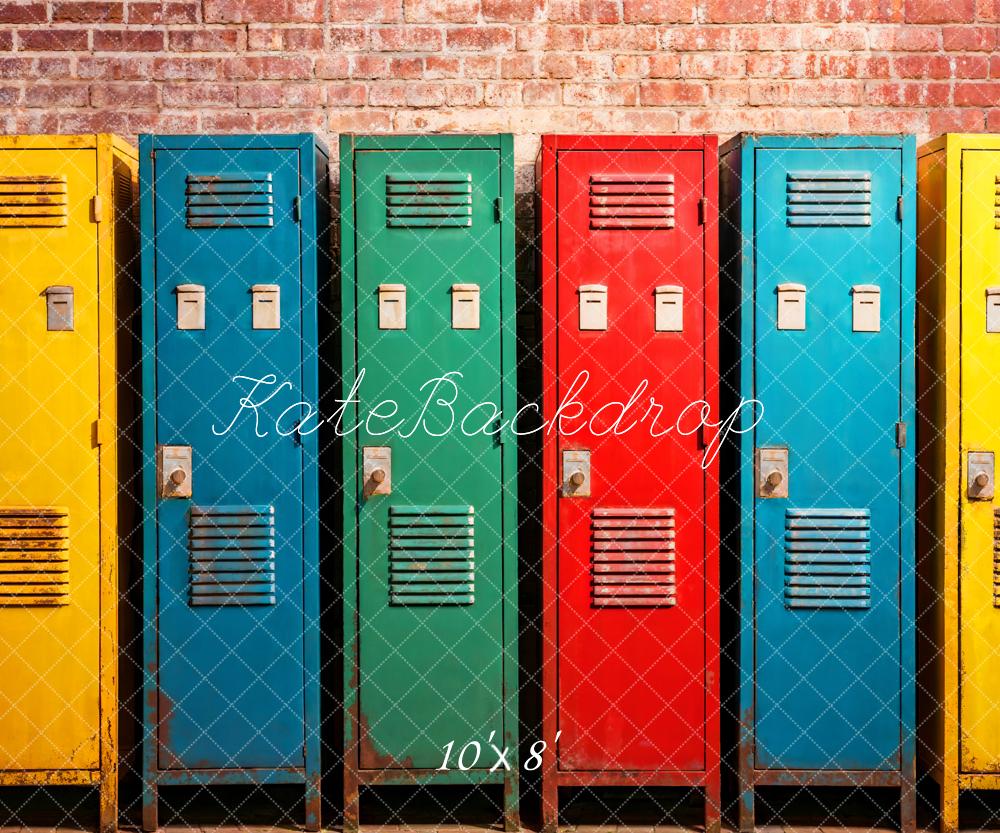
[445, 81, 482, 105]
[867, 24, 940, 49]
[847, 108, 926, 132]
[236, 81, 284, 106]
[892, 54, 953, 78]
[621, 0, 693, 23]
[704, 0, 766, 22]
[152, 56, 223, 79]
[575, 107, 679, 132]
[93, 29, 165, 50]
[639, 79, 706, 104]
[647, 54, 680, 76]
[663, 26, 734, 50]
[955, 81, 1000, 105]
[979, 0, 1000, 19]
[127, 1, 198, 23]
[942, 25, 998, 50]
[201, 110, 255, 130]
[78, 55, 154, 78]
[328, 109, 392, 132]
[905, 0, 974, 21]
[425, 55, 461, 76]
[563, 81, 637, 105]
[613, 54, 651, 78]
[315, 55, 350, 77]
[707, 80, 749, 104]
[732, 25, 800, 50]
[24, 82, 88, 106]
[90, 80, 160, 105]
[483, 0, 543, 21]
[19, 28, 89, 49]
[548, 0, 619, 23]
[772, 0, 843, 20]
[521, 79, 559, 104]
[406, 80, 447, 104]
[446, 25, 515, 49]
[800, 26, 867, 50]
[253, 109, 324, 131]
[865, 80, 950, 106]
[54, 2, 123, 21]
[0, 31, 11, 49]
[204, 0, 322, 21]
[327, 81, 367, 105]
[483, 80, 521, 105]
[954, 54, 990, 76]
[842, 0, 904, 21]
[930, 107, 985, 132]
[403, 0, 476, 21]
[988, 108, 1000, 129]
[388, 56, 423, 77]
[0, 2, 46, 23]
[282, 81, 324, 105]
[371, 26, 442, 50]
[515, 24, 585, 49]
[162, 81, 238, 105]
[540, 53, 575, 77]
[223, 55, 313, 79]
[170, 27, 244, 50]
[328, 26, 368, 49]
[772, 106, 850, 131]
[0, 85, 21, 105]
[576, 54, 613, 78]
[368, 81, 406, 104]
[501, 53, 535, 77]
[587, 25, 656, 49]
[679, 53, 745, 78]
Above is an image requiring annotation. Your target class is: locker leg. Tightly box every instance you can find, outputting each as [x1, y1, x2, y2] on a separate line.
[304, 775, 321, 832]
[900, 780, 916, 833]
[99, 777, 118, 833]
[503, 772, 520, 832]
[541, 773, 557, 833]
[940, 777, 959, 833]
[704, 777, 721, 833]
[737, 783, 754, 833]
[343, 771, 360, 833]
[141, 782, 158, 833]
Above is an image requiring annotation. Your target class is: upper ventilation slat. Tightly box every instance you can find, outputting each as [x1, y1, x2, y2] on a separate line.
[589, 174, 674, 230]
[386, 173, 472, 228]
[0, 176, 68, 228]
[188, 505, 275, 606]
[0, 507, 70, 606]
[389, 506, 475, 605]
[786, 172, 872, 227]
[784, 508, 872, 609]
[185, 174, 274, 229]
[591, 507, 677, 607]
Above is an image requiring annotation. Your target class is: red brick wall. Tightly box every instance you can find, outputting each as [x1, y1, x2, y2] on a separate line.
[1, 0, 999, 162]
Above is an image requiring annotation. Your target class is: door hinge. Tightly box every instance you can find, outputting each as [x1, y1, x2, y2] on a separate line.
[698, 196, 708, 225]
[303, 743, 308, 761]
[895, 421, 907, 448]
[293, 195, 301, 222]
[92, 418, 110, 447]
[494, 196, 502, 223]
[896, 195, 904, 222]
[91, 195, 103, 224]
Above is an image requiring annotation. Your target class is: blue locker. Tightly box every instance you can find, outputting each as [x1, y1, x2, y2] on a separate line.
[139, 134, 327, 830]
[720, 135, 916, 832]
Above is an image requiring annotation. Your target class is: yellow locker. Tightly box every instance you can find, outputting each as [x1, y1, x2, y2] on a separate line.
[918, 133, 1000, 833]
[0, 135, 136, 833]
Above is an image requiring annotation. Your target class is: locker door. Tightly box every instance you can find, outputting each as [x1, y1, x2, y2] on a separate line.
[0, 148, 101, 771]
[153, 148, 305, 769]
[556, 149, 707, 771]
[959, 148, 1000, 773]
[753, 147, 903, 770]
[353, 148, 505, 769]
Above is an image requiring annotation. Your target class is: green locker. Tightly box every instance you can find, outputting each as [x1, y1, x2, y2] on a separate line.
[340, 134, 519, 830]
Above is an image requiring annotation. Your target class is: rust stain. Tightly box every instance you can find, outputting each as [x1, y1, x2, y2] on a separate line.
[154, 690, 185, 770]
[304, 773, 321, 832]
[357, 711, 416, 770]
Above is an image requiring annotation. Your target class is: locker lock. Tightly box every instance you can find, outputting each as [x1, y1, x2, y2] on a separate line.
[157, 444, 192, 499]
[562, 449, 591, 497]
[363, 446, 392, 498]
[755, 446, 789, 499]
[968, 451, 994, 501]
[44, 285, 74, 332]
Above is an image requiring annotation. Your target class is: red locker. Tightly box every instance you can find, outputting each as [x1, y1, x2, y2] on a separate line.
[536, 135, 720, 832]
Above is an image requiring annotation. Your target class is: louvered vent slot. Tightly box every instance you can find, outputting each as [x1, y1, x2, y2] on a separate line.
[785, 508, 871, 609]
[591, 507, 676, 607]
[993, 509, 1000, 606]
[389, 505, 474, 605]
[185, 173, 274, 229]
[0, 507, 69, 606]
[188, 505, 275, 606]
[994, 175, 1000, 230]
[386, 173, 472, 228]
[589, 174, 675, 230]
[786, 172, 872, 227]
[0, 175, 68, 228]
